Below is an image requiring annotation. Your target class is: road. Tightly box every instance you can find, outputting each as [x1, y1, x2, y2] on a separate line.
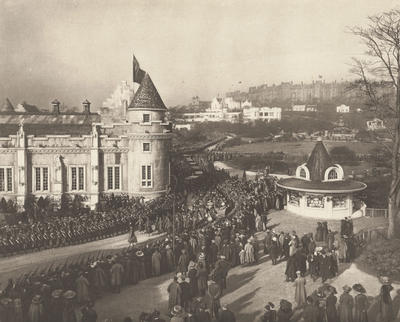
[0, 231, 165, 286]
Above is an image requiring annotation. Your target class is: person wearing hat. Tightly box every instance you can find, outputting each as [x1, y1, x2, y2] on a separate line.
[62, 291, 77, 322]
[378, 277, 394, 322]
[326, 286, 338, 322]
[151, 309, 166, 322]
[301, 296, 319, 322]
[352, 284, 368, 322]
[277, 299, 293, 322]
[338, 285, 354, 322]
[177, 249, 190, 274]
[244, 239, 255, 265]
[81, 301, 97, 322]
[218, 304, 236, 322]
[167, 276, 182, 313]
[28, 294, 44, 322]
[179, 276, 191, 312]
[294, 270, 307, 308]
[165, 244, 175, 272]
[187, 261, 199, 298]
[193, 301, 211, 322]
[152, 247, 162, 277]
[48, 289, 64, 322]
[205, 279, 222, 319]
[260, 302, 276, 322]
[110, 257, 124, 293]
[171, 305, 185, 322]
[196, 261, 208, 297]
[319, 249, 331, 283]
[75, 271, 90, 304]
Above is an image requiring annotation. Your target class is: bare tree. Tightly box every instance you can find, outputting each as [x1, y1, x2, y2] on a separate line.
[349, 9, 400, 238]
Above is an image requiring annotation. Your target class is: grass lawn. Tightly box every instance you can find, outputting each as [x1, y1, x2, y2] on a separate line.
[224, 140, 380, 156]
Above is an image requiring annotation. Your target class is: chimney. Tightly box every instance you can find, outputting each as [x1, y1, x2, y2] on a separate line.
[52, 99, 60, 114]
[82, 99, 91, 114]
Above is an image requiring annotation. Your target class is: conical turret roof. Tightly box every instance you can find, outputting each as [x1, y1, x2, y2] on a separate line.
[1, 98, 15, 113]
[128, 73, 166, 110]
[306, 139, 333, 181]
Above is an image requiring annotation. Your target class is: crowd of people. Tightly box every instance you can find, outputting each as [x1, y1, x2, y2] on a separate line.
[0, 153, 392, 322]
[0, 158, 283, 322]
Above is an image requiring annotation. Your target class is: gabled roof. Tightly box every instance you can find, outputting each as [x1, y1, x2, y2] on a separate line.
[0, 98, 14, 113]
[128, 73, 166, 110]
[306, 139, 333, 181]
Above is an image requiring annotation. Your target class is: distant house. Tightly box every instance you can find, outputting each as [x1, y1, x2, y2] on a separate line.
[224, 97, 241, 110]
[336, 104, 350, 113]
[241, 100, 252, 108]
[175, 123, 192, 130]
[366, 118, 385, 131]
[306, 104, 317, 112]
[243, 107, 281, 122]
[292, 105, 306, 112]
[210, 97, 223, 110]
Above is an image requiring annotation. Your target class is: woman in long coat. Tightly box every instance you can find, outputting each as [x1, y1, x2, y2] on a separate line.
[378, 279, 394, 322]
[244, 240, 255, 264]
[152, 248, 161, 276]
[326, 288, 338, 322]
[338, 285, 354, 322]
[352, 284, 368, 322]
[75, 272, 90, 304]
[196, 261, 208, 296]
[294, 271, 307, 308]
[166, 245, 175, 272]
[177, 249, 189, 273]
[110, 259, 124, 293]
[270, 237, 280, 265]
[28, 295, 44, 322]
[187, 261, 198, 298]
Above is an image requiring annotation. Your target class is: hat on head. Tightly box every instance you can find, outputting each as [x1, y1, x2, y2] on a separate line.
[136, 251, 144, 257]
[199, 253, 205, 260]
[63, 290, 76, 300]
[32, 295, 42, 304]
[352, 284, 366, 294]
[380, 276, 391, 285]
[51, 289, 63, 299]
[342, 285, 352, 293]
[172, 305, 183, 316]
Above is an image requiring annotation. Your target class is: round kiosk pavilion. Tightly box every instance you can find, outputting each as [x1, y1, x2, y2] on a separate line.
[276, 138, 367, 219]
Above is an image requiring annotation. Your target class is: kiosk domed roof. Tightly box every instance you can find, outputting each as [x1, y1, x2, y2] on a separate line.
[306, 138, 333, 181]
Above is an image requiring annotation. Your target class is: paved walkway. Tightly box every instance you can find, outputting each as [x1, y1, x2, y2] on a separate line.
[94, 241, 400, 322]
[93, 212, 389, 321]
[0, 231, 165, 286]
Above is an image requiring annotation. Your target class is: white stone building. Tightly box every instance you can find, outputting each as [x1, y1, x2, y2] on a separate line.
[243, 107, 282, 122]
[336, 104, 350, 113]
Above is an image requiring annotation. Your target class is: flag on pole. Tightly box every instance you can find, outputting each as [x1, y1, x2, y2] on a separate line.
[133, 54, 146, 84]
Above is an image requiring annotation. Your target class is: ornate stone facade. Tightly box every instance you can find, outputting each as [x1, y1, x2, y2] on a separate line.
[0, 58, 172, 209]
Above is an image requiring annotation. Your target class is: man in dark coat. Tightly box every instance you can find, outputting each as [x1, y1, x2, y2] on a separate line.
[260, 303, 276, 322]
[179, 276, 191, 312]
[218, 305, 236, 322]
[302, 296, 319, 322]
[319, 251, 331, 283]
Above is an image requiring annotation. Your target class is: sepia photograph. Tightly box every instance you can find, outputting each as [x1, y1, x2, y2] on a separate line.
[1, 0, 400, 321]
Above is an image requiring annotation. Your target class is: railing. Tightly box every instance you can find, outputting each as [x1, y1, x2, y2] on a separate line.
[354, 226, 388, 244]
[365, 208, 388, 218]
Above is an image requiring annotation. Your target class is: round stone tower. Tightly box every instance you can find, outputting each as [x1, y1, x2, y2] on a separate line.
[126, 73, 172, 199]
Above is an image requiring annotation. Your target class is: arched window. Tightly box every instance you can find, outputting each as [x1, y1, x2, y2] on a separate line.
[328, 169, 338, 180]
[299, 168, 307, 178]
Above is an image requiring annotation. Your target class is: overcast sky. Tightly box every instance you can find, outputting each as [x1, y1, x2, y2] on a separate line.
[0, 0, 399, 109]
